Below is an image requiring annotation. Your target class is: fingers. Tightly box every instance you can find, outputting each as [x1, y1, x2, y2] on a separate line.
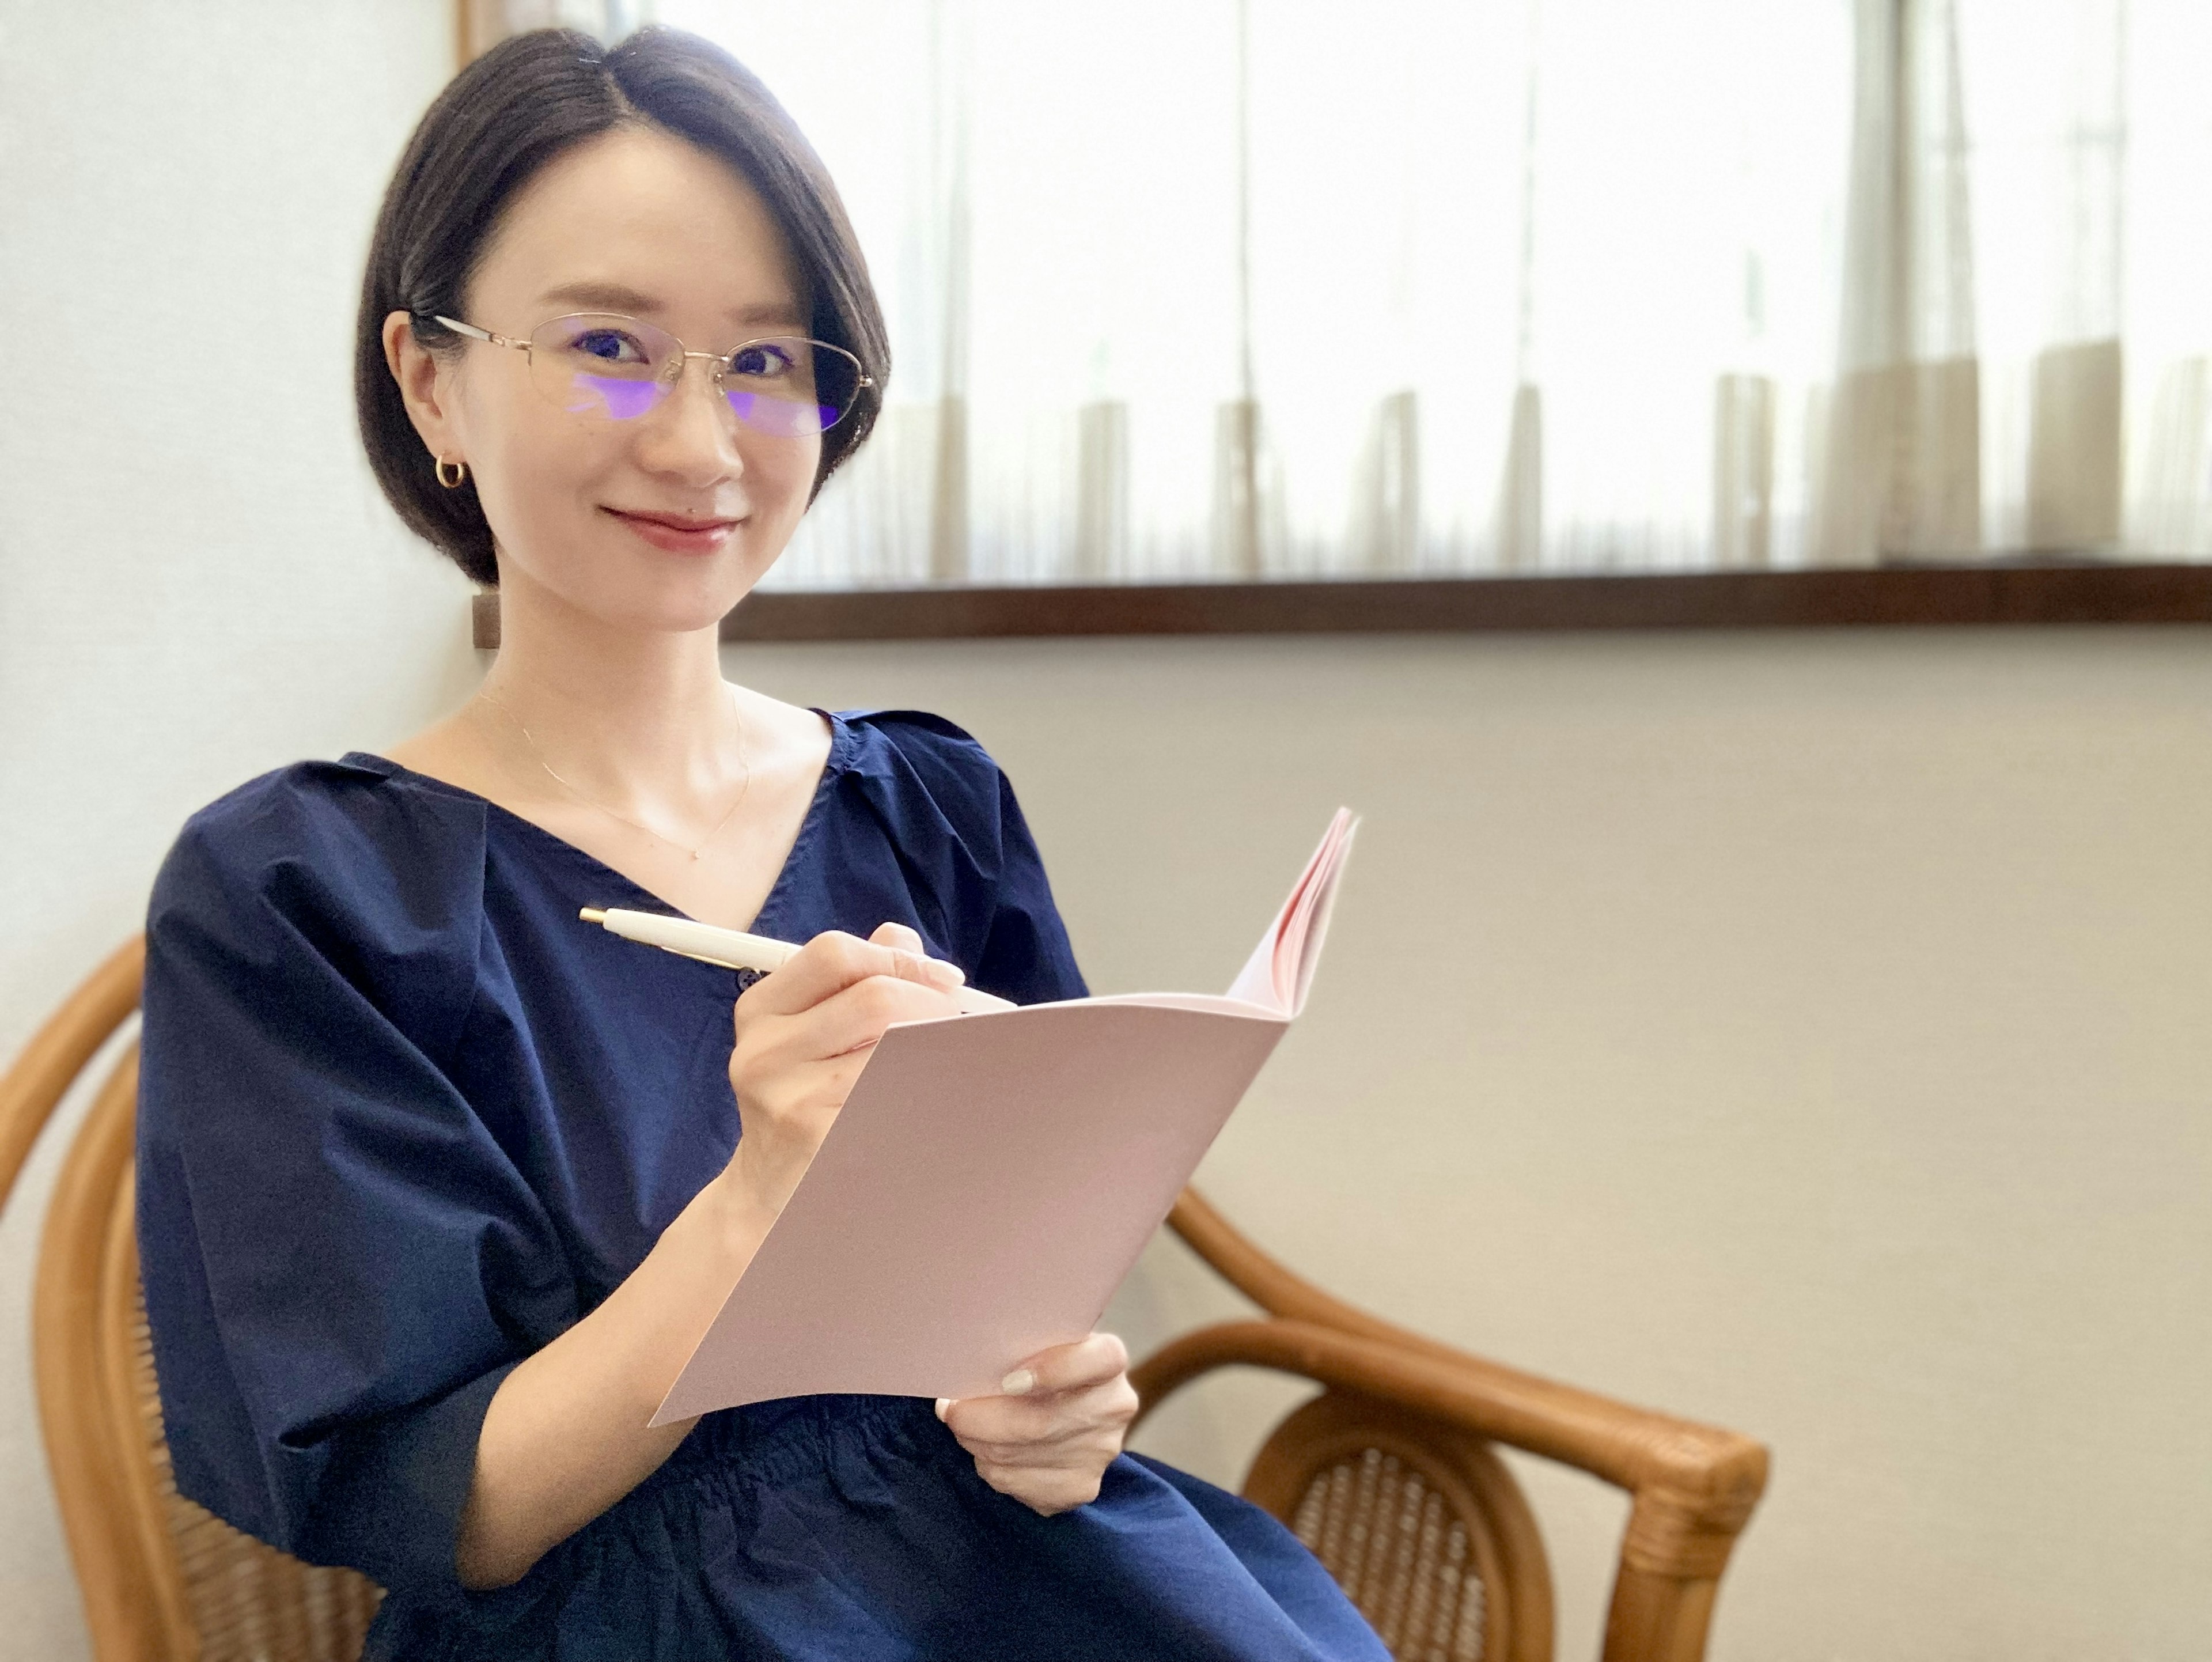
[937, 1332, 1131, 1441]
[945, 1373, 1139, 1459]
[869, 921, 926, 955]
[937, 1335, 1138, 1517]
[971, 1461, 1104, 1517]
[950, 1375, 1137, 1515]
[1001, 1332, 1129, 1398]
[744, 929, 964, 1019]
[722, 925, 973, 1217]
[810, 973, 969, 1059]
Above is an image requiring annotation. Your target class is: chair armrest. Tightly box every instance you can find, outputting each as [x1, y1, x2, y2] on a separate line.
[1130, 1317, 1767, 1509]
[1170, 1187, 1543, 1373]
[1131, 1318, 1766, 1581]
[1161, 1188, 1765, 1509]
[1150, 1191, 1770, 1659]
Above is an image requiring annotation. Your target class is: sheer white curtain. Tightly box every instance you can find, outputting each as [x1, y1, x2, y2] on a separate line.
[613, 1, 2212, 582]
[1972, 0, 2212, 561]
[1827, 0, 2212, 563]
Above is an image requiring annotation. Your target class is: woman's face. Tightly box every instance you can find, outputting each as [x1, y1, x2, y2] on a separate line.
[404, 125, 823, 633]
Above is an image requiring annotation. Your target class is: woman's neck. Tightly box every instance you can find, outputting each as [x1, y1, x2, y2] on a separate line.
[474, 571, 744, 811]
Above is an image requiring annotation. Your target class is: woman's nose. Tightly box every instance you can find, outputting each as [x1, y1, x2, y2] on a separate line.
[638, 356, 746, 483]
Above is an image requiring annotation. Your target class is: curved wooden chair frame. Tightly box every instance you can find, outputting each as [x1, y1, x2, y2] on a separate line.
[1138, 1188, 1768, 1661]
[2, 938, 380, 1662]
[3, 938, 1767, 1661]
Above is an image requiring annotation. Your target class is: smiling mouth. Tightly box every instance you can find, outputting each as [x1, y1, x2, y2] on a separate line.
[601, 506, 746, 556]
[605, 508, 741, 533]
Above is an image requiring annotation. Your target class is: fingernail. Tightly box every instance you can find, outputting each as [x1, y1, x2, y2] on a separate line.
[927, 958, 967, 986]
[1000, 1368, 1035, 1396]
[934, 1398, 951, 1421]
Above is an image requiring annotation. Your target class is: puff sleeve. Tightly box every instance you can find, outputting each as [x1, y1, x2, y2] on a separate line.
[134, 774, 574, 1607]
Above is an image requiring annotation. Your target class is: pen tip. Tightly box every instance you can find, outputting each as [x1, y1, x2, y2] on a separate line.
[579, 908, 607, 925]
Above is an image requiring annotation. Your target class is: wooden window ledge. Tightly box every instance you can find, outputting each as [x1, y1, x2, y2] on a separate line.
[469, 562, 2212, 648]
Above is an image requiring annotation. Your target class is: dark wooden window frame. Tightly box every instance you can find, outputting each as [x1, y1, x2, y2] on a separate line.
[471, 562, 2212, 646]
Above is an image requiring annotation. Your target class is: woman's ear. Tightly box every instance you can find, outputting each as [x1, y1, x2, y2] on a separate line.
[382, 309, 464, 465]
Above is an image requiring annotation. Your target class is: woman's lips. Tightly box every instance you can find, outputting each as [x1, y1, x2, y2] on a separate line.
[604, 506, 740, 555]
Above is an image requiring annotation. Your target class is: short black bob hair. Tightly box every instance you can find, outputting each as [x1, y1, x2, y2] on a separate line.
[355, 26, 888, 588]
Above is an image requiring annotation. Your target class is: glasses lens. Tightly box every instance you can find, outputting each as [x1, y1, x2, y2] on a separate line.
[529, 313, 678, 420]
[721, 338, 863, 436]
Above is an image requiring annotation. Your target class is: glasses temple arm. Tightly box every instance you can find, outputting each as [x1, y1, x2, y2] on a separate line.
[427, 315, 528, 351]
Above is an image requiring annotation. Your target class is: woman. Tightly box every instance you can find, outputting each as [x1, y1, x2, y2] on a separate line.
[135, 26, 1386, 1662]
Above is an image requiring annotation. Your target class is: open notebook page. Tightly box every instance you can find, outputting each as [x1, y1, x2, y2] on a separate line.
[1224, 808, 1358, 1014]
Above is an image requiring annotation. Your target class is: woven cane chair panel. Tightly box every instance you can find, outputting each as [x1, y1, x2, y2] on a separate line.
[1243, 1391, 1553, 1662]
[1293, 1445, 1490, 1660]
[117, 1207, 383, 1660]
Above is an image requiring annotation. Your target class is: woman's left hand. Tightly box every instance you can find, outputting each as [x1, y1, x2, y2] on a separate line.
[937, 1332, 1139, 1516]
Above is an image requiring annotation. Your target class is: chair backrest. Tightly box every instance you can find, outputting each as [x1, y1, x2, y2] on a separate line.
[1, 937, 381, 1662]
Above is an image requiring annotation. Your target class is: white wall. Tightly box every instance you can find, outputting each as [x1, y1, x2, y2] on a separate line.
[731, 628, 2212, 1662]
[0, 4, 470, 1656]
[1, 5, 2208, 1660]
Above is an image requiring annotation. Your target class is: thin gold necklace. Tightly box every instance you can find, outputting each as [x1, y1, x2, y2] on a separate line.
[475, 684, 753, 862]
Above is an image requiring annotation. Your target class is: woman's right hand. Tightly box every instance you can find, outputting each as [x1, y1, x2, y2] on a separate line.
[463, 920, 963, 1590]
[722, 924, 966, 1216]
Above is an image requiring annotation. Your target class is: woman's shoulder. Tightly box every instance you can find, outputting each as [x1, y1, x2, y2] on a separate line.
[828, 709, 1082, 997]
[832, 707, 1003, 791]
[829, 707, 1015, 838]
[154, 754, 488, 947]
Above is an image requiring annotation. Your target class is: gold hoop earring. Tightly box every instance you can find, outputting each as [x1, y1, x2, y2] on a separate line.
[435, 456, 468, 489]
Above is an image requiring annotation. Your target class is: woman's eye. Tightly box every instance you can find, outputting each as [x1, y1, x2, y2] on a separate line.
[574, 330, 647, 363]
[730, 344, 795, 378]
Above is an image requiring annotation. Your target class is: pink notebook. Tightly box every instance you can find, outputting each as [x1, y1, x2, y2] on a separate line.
[653, 808, 1359, 1422]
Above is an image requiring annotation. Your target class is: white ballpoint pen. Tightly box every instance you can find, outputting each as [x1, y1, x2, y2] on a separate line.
[578, 906, 1017, 1014]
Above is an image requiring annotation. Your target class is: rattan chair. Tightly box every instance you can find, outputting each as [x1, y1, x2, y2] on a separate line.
[2, 938, 1767, 1662]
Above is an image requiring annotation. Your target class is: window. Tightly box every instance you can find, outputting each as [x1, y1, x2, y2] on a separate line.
[484, 1, 2212, 618]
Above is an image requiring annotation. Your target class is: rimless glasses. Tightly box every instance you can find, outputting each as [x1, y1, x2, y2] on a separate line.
[426, 311, 872, 437]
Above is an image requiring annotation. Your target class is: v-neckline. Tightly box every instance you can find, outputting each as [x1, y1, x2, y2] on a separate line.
[341, 708, 850, 939]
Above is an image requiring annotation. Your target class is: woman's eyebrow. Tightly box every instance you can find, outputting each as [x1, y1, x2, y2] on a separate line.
[540, 280, 666, 314]
[730, 302, 808, 329]
[535, 282, 807, 331]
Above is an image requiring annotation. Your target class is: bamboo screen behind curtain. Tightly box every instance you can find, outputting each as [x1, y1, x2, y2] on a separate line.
[472, 0, 2212, 587]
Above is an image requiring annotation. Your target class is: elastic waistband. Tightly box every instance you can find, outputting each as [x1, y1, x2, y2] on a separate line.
[656, 1393, 937, 1490]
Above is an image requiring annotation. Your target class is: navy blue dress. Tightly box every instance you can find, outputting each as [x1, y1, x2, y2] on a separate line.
[136, 709, 1387, 1662]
